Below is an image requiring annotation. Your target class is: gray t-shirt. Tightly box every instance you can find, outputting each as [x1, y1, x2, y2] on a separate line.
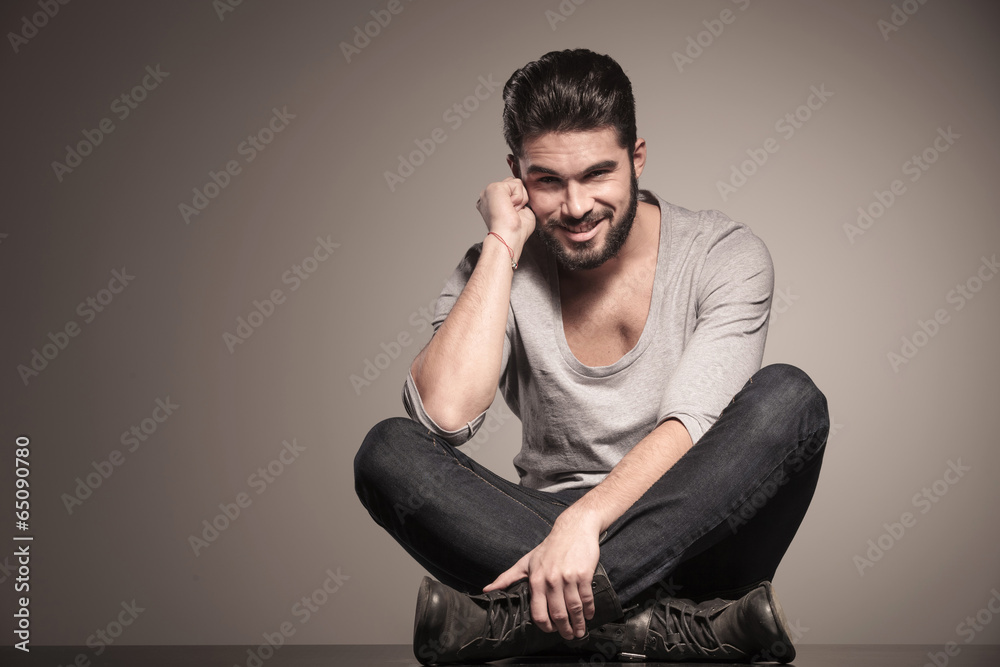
[402, 190, 774, 493]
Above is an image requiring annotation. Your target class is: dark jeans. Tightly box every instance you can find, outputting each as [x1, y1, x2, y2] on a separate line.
[354, 363, 829, 607]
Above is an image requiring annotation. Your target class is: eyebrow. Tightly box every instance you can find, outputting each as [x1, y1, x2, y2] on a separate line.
[524, 159, 619, 178]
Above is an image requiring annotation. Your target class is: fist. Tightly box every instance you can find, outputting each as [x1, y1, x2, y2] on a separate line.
[476, 177, 536, 246]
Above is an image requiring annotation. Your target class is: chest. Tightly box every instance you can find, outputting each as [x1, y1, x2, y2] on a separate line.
[559, 265, 656, 367]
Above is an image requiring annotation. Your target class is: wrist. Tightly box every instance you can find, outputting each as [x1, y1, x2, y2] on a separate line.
[485, 230, 523, 268]
[555, 503, 604, 536]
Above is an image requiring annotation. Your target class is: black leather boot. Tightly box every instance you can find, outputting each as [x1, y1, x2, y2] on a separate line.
[579, 581, 796, 663]
[412, 562, 623, 665]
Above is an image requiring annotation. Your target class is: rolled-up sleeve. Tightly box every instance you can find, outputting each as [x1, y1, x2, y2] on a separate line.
[656, 221, 774, 445]
[401, 243, 515, 446]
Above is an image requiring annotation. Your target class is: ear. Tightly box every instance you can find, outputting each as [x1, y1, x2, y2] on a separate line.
[631, 138, 647, 179]
[507, 154, 521, 179]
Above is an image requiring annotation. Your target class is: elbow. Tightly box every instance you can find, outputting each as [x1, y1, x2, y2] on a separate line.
[410, 366, 475, 433]
[420, 393, 473, 433]
[409, 352, 492, 433]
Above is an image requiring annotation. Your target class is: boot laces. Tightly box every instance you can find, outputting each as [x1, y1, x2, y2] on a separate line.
[653, 599, 724, 656]
[479, 581, 530, 647]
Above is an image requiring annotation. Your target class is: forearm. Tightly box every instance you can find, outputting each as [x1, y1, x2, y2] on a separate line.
[410, 234, 519, 431]
[560, 418, 694, 534]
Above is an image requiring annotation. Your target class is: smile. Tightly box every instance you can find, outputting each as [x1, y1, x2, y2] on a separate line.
[560, 217, 605, 243]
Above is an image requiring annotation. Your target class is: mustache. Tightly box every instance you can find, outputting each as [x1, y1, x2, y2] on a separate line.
[546, 209, 612, 227]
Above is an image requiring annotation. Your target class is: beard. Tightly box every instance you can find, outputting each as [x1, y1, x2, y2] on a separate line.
[535, 165, 639, 271]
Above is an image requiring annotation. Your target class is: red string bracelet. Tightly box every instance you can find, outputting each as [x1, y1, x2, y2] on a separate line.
[487, 231, 517, 270]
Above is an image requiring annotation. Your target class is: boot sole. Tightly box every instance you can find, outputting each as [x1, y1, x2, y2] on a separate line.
[761, 582, 796, 664]
[413, 577, 439, 665]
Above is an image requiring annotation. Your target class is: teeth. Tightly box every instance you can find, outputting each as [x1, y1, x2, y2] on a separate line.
[564, 219, 599, 234]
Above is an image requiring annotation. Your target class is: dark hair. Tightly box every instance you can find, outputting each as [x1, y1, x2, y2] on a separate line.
[502, 49, 637, 161]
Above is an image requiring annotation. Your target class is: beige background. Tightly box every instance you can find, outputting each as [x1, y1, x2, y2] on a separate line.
[2, 0, 998, 649]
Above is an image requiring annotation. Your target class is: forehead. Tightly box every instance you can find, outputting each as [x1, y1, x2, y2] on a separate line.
[520, 127, 626, 174]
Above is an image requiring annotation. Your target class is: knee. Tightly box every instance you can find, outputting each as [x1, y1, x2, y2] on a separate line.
[750, 364, 829, 433]
[354, 417, 423, 493]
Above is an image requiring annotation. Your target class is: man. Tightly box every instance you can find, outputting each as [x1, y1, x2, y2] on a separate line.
[354, 49, 829, 664]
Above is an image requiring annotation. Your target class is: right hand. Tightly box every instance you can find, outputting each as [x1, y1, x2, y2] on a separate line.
[476, 177, 536, 250]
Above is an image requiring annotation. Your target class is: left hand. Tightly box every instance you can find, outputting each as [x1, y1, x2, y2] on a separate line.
[482, 509, 603, 640]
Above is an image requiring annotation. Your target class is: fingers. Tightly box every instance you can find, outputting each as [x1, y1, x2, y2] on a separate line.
[504, 177, 529, 209]
[476, 181, 517, 222]
[476, 177, 536, 249]
[482, 571, 511, 593]
[547, 589, 572, 640]
[529, 575, 552, 633]
[548, 580, 588, 640]
[484, 554, 530, 592]
[563, 583, 587, 640]
[581, 578, 596, 622]
[529, 574, 592, 640]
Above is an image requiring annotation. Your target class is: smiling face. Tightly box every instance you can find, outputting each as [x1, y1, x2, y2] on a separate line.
[510, 127, 642, 271]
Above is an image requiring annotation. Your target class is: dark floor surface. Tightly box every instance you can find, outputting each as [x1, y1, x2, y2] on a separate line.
[1, 644, 999, 666]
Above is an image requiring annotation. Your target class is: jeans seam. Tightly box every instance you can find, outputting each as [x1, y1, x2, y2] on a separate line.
[427, 430, 567, 509]
[426, 432, 556, 528]
[456, 458, 555, 527]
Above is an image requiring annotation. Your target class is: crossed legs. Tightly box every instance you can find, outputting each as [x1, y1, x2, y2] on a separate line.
[354, 363, 830, 608]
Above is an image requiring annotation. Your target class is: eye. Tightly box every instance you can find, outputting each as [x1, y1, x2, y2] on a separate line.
[589, 170, 610, 178]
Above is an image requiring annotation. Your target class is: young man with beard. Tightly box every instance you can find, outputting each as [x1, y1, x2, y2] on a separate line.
[354, 48, 830, 664]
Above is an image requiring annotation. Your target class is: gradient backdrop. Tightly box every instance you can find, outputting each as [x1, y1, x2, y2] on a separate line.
[2, 0, 999, 651]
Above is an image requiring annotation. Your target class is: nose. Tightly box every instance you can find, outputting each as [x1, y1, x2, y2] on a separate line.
[562, 180, 594, 223]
